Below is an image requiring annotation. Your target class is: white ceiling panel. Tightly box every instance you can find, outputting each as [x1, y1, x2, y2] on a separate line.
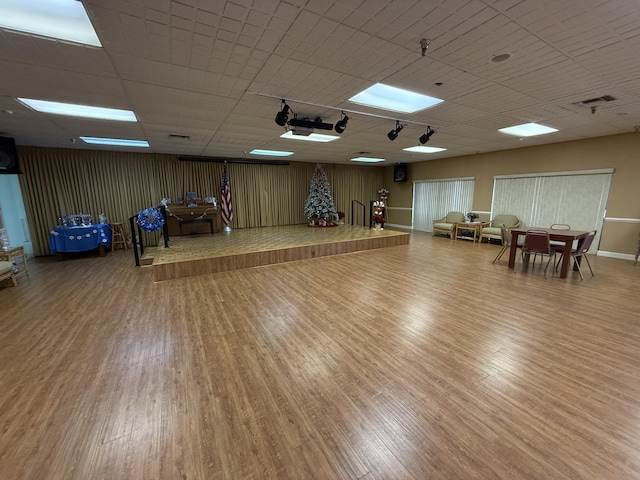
[0, 0, 639, 164]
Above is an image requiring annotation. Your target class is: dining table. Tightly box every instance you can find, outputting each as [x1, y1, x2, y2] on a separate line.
[508, 227, 590, 278]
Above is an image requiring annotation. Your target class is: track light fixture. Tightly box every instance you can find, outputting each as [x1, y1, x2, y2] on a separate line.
[334, 112, 349, 134]
[275, 100, 290, 127]
[419, 126, 435, 144]
[387, 120, 404, 141]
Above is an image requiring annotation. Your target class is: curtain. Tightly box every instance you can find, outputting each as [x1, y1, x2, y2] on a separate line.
[413, 177, 475, 232]
[492, 169, 613, 253]
[17, 147, 385, 256]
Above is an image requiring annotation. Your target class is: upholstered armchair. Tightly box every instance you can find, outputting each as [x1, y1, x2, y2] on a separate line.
[479, 214, 520, 243]
[432, 211, 465, 238]
[0, 261, 17, 287]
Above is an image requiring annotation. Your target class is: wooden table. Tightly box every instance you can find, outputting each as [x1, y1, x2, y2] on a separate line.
[0, 246, 28, 277]
[508, 227, 590, 278]
[454, 221, 489, 242]
[164, 205, 221, 236]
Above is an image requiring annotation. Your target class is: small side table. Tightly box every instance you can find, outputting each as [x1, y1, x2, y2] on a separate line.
[454, 221, 489, 243]
[0, 246, 29, 277]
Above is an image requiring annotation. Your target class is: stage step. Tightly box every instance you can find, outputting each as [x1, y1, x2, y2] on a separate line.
[140, 247, 157, 266]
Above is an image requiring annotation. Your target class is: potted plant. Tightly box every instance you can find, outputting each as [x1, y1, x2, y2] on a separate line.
[467, 212, 479, 222]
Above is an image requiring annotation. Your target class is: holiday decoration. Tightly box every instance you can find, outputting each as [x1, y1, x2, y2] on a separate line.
[137, 207, 165, 232]
[304, 163, 337, 226]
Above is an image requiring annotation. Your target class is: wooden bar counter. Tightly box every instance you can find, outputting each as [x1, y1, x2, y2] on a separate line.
[164, 205, 221, 236]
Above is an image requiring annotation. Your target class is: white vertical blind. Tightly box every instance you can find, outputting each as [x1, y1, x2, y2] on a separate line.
[413, 177, 475, 232]
[492, 170, 613, 253]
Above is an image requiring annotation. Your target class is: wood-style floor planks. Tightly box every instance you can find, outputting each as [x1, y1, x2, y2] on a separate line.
[1, 230, 640, 479]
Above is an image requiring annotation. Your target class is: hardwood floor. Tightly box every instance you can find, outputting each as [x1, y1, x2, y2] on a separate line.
[1, 230, 639, 479]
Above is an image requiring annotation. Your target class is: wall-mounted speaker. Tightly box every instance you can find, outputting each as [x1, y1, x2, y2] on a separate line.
[0, 137, 20, 174]
[394, 163, 407, 182]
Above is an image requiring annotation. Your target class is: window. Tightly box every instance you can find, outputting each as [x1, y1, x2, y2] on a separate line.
[492, 169, 613, 253]
[413, 177, 474, 232]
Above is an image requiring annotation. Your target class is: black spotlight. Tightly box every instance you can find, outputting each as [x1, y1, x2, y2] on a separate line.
[419, 126, 435, 144]
[334, 112, 349, 134]
[275, 100, 290, 127]
[387, 120, 404, 141]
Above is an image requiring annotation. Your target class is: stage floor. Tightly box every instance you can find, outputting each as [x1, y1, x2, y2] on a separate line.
[152, 224, 409, 282]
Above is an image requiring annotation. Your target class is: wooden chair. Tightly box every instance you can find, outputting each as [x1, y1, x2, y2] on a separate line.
[555, 230, 597, 280]
[571, 230, 597, 280]
[432, 211, 465, 238]
[550, 223, 571, 255]
[520, 229, 555, 278]
[492, 224, 522, 264]
[479, 214, 520, 243]
[111, 222, 128, 250]
[0, 261, 17, 287]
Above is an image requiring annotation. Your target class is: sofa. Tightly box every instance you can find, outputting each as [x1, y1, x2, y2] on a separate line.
[432, 211, 466, 238]
[479, 214, 520, 243]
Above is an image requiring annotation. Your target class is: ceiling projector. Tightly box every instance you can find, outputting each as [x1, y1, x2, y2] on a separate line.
[287, 117, 334, 131]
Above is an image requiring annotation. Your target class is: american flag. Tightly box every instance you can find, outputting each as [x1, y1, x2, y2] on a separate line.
[221, 163, 233, 226]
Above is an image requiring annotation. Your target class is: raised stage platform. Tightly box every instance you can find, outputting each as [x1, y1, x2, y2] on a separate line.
[151, 224, 410, 282]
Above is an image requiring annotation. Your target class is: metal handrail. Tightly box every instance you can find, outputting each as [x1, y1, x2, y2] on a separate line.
[351, 200, 367, 226]
[128, 205, 169, 267]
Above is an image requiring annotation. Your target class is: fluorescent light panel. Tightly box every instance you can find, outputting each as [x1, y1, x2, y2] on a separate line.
[18, 98, 137, 122]
[350, 157, 385, 163]
[80, 137, 149, 147]
[0, 0, 101, 47]
[249, 149, 293, 157]
[499, 122, 558, 137]
[349, 83, 443, 114]
[403, 146, 447, 153]
[280, 131, 339, 143]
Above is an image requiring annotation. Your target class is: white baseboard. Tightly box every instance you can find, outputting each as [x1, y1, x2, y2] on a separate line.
[385, 223, 413, 230]
[597, 251, 636, 262]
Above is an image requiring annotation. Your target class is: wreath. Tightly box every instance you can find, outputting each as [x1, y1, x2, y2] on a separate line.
[137, 207, 165, 232]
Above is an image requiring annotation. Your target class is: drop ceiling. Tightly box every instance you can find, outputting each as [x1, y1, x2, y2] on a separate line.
[1, 0, 639, 164]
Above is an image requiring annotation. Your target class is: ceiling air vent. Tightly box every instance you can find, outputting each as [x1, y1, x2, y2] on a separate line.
[572, 95, 616, 108]
[169, 133, 190, 139]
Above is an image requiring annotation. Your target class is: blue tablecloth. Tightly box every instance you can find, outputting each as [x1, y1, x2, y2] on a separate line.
[49, 224, 112, 253]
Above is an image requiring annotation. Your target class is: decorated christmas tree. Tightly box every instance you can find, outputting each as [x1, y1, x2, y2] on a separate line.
[304, 163, 337, 224]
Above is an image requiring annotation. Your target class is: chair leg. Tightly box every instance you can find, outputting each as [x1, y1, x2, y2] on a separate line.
[543, 253, 555, 279]
[493, 245, 508, 264]
[583, 254, 594, 277]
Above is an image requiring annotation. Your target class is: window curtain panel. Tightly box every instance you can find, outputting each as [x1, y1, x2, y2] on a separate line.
[492, 170, 613, 253]
[412, 177, 475, 232]
[16, 147, 384, 256]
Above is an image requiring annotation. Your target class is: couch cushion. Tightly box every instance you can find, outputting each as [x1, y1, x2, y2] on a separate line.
[492, 214, 518, 228]
[481, 227, 501, 236]
[433, 223, 454, 231]
[0, 261, 14, 274]
[444, 211, 465, 223]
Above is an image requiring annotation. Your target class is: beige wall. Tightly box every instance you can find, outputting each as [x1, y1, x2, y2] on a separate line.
[385, 132, 640, 256]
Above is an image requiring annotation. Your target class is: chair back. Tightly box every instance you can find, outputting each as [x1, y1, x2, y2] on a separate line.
[445, 211, 465, 223]
[500, 224, 510, 246]
[550, 223, 571, 230]
[523, 229, 551, 254]
[576, 230, 597, 255]
[493, 214, 519, 229]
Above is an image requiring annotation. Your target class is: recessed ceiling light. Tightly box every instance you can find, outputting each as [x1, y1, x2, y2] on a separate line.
[499, 122, 558, 137]
[490, 53, 512, 63]
[18, 98, 137, 121]
[403, 146, 447, 153]
[348, 83, 443, 114]
[0, 0, 101, 47]
[249, 149, 293, 157]
[280, 131, 339, 143]
[350, 157, 385, 163]
[80, 137, 149, 147]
